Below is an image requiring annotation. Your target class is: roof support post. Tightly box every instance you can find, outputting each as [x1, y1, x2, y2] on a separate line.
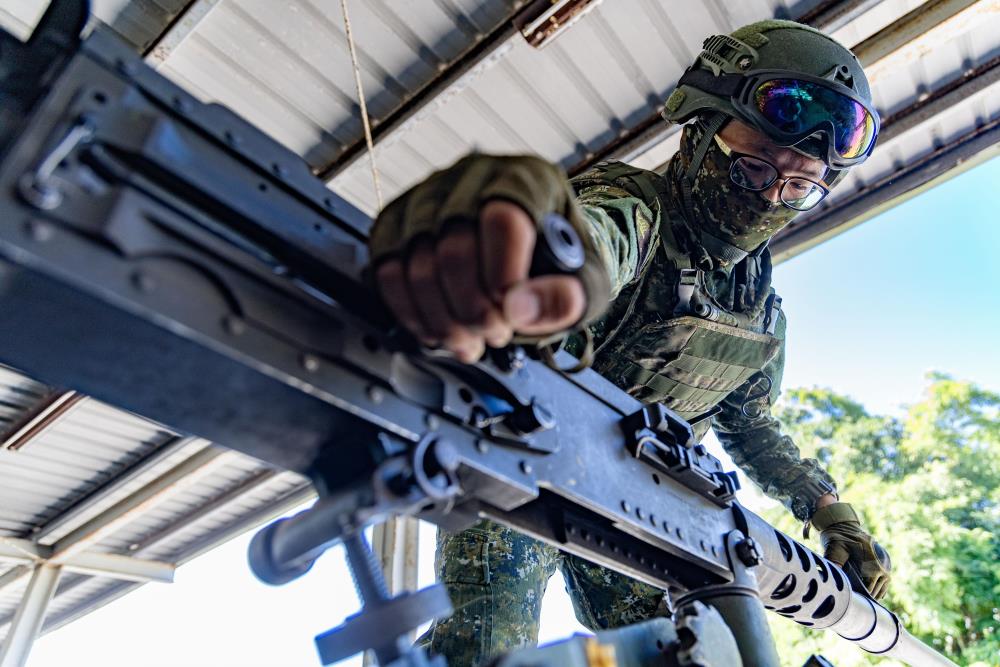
[0, 564, 62, 667]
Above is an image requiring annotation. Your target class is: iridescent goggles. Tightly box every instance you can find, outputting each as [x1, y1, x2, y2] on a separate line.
[679, 69, 880, 168]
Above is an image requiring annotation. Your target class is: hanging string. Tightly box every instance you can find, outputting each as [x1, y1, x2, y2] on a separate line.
[339, 0, 384, 209]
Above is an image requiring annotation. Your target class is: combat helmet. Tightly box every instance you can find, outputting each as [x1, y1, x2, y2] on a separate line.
[663, 20, 878, 188]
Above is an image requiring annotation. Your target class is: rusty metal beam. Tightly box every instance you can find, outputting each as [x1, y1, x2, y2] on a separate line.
[1, 390, 83, 452]
[142, 0, 222, 67]
[315, 0, 611, 182]
[851, 0, 982, 67]
[795, 0, 887, 33]
[878, 54, 1000, 145]
[314, 7, 523, 182]
[32, 435, 199, 541]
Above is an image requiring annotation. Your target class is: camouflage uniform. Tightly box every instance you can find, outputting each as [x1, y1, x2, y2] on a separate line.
[418, 120, 837, 666]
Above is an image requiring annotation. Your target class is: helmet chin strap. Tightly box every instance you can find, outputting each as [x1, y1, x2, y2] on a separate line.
[678, 112, 752, 268]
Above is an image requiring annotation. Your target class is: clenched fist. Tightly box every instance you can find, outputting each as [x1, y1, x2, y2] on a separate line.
[368, 154, 610, 362]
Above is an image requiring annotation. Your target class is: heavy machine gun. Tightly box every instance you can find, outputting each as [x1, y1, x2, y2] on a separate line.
[0, 2, 957, 666]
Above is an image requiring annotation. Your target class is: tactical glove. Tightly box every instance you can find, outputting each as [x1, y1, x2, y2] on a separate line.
[369, 154, 611, 331]
[811, 502, 891, 600]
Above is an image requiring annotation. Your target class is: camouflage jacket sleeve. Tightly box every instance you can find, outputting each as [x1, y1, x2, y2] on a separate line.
[570, 163, 664, 299]
[711, 311, 838, 521]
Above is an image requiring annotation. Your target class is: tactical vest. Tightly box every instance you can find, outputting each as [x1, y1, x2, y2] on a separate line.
[588, 215, 784, 436]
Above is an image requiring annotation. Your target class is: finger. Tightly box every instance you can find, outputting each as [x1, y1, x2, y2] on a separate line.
[480, 200, 536, 301]
[376, 259, 427, 339]
[872, 578, 888, 601]
[407, 240, 484, 361]
[436, 224, 513, 346]
[868, 575, 885, 600]
[503, 275, 586, 335]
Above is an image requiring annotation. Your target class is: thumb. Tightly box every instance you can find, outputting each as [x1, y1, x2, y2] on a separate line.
[503, 276, 586, 335]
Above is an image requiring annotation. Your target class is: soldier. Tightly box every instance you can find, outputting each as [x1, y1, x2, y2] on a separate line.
[367, 19, 892, 666]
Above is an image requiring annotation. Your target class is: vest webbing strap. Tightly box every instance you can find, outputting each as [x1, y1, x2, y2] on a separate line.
[669, 351, 760, 384]
[623, 364, 733, 405]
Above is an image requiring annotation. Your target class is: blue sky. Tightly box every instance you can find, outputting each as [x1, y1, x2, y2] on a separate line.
[24, 156, 1000, 666]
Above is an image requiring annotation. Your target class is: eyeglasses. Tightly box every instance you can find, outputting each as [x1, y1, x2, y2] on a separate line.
[714, 135, 830, 211]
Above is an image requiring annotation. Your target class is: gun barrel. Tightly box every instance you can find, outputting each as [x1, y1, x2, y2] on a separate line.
[741, 510, 957, 667]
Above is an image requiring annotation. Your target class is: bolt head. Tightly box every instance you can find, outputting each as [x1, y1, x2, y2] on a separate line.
[735, 538, 762, 567]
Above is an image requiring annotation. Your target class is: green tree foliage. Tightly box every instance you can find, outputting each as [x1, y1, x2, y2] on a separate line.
[761, 376, 1000, 667]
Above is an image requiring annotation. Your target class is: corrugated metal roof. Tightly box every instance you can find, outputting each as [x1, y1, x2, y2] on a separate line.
[0, 362, 312, 644]
[152, 0, 520, 167]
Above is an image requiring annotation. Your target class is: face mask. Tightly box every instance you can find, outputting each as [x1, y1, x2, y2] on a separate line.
[674, 122, 800, 254]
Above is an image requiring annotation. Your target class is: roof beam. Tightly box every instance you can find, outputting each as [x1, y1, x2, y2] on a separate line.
[50, 552, 174, 584]
[315, 4, 523, 182]
[852, 0, 987, 72]
[0, 482, 316, 640]
[0, 391, 83, 452]
[48, 445, 229, 562]
[143, 0, 223, 68]
[0, 538, 174, 584]
[0, 445, 226, 597]
[795, 0, 888, 33]
[315, 0, 605, 182]
[33, 435, 200, 542]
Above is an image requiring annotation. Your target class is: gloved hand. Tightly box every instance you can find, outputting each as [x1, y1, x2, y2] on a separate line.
[369, 154, 610, 362]
[811, 502, 892, 600]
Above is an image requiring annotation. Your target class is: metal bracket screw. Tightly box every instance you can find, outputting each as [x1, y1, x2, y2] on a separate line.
[735, 537, 762, 567]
